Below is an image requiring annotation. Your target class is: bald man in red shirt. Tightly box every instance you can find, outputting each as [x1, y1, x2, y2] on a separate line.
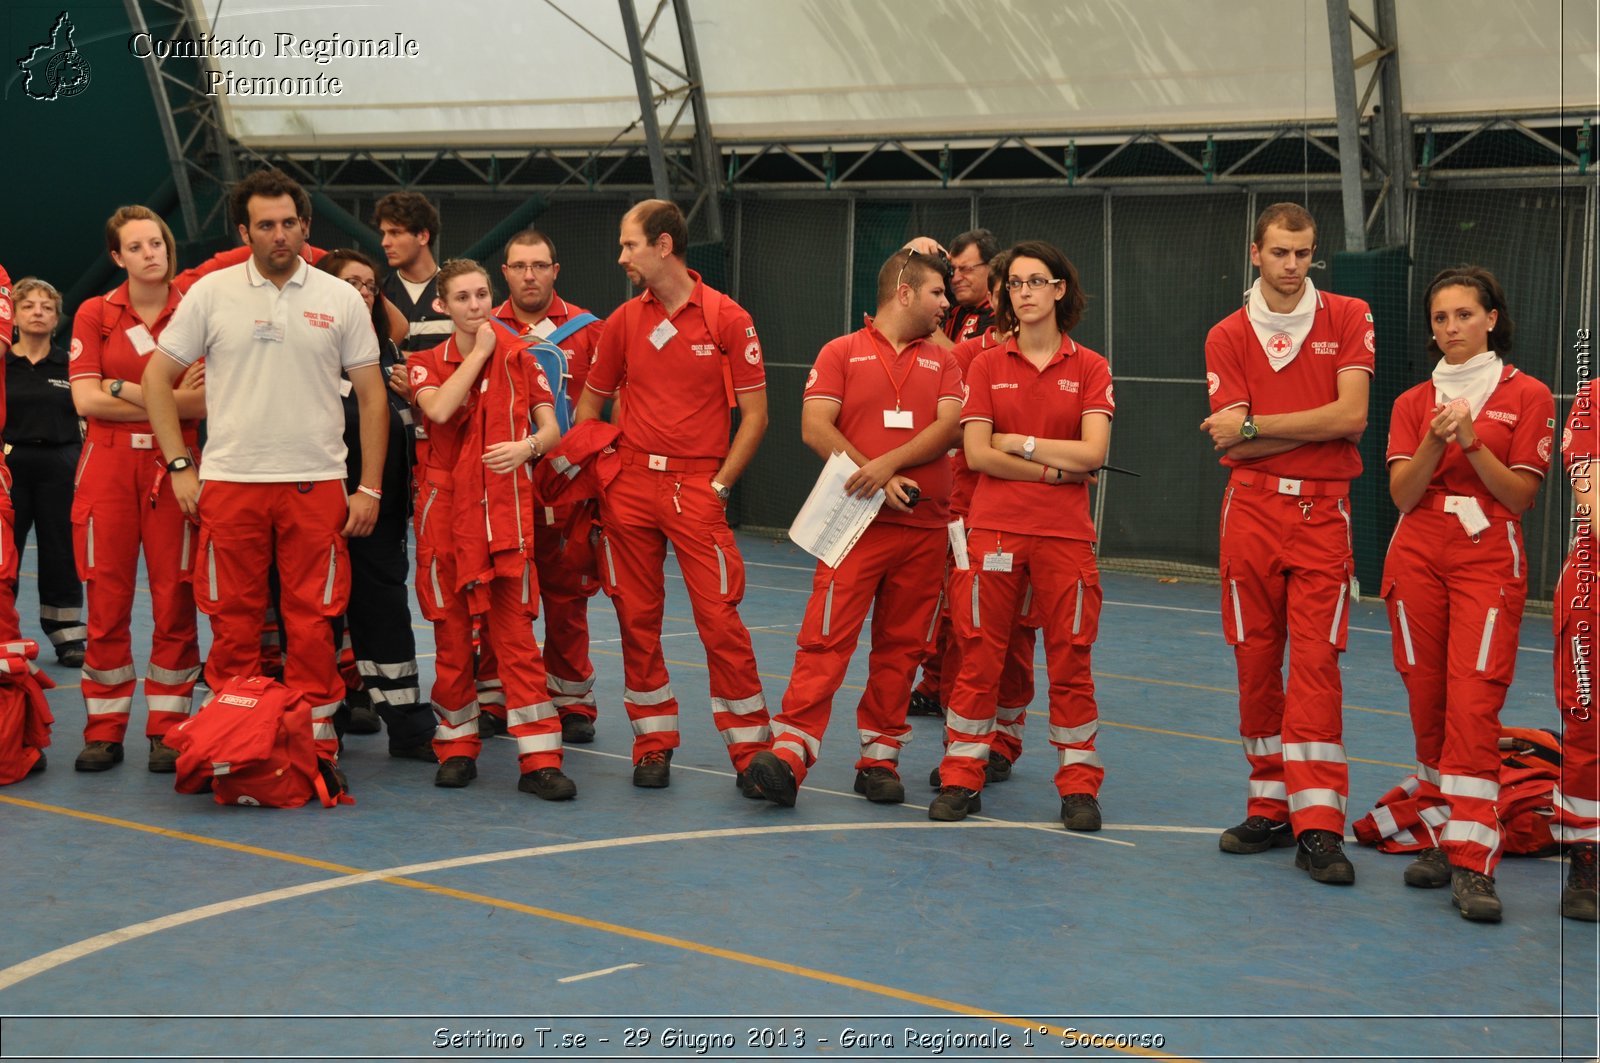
[1201, 203, 1373, 886]
[574, 200, 770, 793]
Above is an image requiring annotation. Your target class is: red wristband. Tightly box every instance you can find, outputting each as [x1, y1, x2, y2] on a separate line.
[1462, 438, 1484, 455]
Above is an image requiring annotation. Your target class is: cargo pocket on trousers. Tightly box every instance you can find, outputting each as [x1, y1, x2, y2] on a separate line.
[1069, 567, 1103, 647]
[414, 543, 448, 623]
[1380, 576, 1416, 675]
[1220, 560, 1245, 647]
[318, 541, 352, 617]
[708, 526, 746, 604]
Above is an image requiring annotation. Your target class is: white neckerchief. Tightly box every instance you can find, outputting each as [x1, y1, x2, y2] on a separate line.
[1432, 350, 1502, 419]
[1246, 277, 1318, 372]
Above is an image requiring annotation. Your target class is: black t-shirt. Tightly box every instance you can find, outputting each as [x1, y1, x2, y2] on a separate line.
[4, 345, 80, 445]
[944, 301, 995, 344]
[381, 271, 453, 355]
[342, 338, 411, 520]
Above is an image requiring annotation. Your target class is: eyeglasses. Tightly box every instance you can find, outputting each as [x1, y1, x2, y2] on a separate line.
[505, 262, 555, 275]
[953, 263, 989, 276]
[894, 247, 948, 289]
[344, 278, 377, 294]
[1005, 277, 1063, 292]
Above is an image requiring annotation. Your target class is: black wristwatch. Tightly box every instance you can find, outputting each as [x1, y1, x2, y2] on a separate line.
[166, 456, 195, 473]
[109, 379, 125, 399]
[1239, 414, 1259, 441]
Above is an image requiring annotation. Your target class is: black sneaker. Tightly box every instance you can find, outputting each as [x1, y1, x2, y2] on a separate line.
[745, 750, 797, 807]
[434, 756, 478, 788]
[479, 713, 506, 738]
[986, 752, 1013, 783]
[561, 714, 596, 744]
[1060, 793, 1102, 832]
[1403, 846, 1451, 889]
[632, 749, 672, 789]
[854, 767, 905, 804]
[907, 690, 945, 717]
[1450, 867, 1502, 922]
[74, 741, 124, 772]
[928, 764, 942, 789]
[147, 736, 179, 774]
[389, 740, 438, 763]
[928, 786, 981, 821]
[1562, 845, 1598, 922]
[734, 771, 765, 800]
[518, 766, 577, 801]
[56, 645, 85, 669]
[28, 752, 46, 775]
[1294, 829, 1356, 885]
[347, 701, 384, 736]
[1219, 815, 1295, 854]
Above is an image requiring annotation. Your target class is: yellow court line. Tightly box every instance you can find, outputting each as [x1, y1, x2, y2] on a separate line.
[0, 794, 365, 876]
[0, 794, 1197, 1063]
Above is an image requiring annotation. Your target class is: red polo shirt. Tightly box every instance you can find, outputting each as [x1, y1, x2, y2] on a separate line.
[1386, 364, 1555, 494]
[1205, 288, 1375, 481]
[586, 270, 765, 460]
[803, 318, 965, 528]
[410, 329, 554, 473]
[960, 334, 1114, 542]
[70, 281, 197, 433]
[947, 327, 1004, 516]
[491, 292, 600, 405]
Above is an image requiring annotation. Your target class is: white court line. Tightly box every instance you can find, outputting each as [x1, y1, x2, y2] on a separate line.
[0, 819, 1105, 993]
[564, 749, 1135, 846]
[557, 962, 642, 983]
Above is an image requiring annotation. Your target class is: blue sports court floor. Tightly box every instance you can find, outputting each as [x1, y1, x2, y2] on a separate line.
[0, 531, 1595, 1062]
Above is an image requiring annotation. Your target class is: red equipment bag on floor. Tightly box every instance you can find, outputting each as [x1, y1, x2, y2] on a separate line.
[1353, 727, 1560, 856]
[0, 640, 55, 784]
[166, 675, 352, 808]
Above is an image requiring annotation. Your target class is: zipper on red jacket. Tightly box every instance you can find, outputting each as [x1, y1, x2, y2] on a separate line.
[505, 351, 526, 552]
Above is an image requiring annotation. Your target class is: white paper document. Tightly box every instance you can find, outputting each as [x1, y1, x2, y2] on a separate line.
[788, 451, 885, 568]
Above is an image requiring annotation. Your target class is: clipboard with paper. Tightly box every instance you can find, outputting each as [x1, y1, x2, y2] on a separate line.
[788, 451, 885, 569]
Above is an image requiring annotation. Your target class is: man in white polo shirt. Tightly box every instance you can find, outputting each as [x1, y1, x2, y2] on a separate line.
[143, 167, 388, 769]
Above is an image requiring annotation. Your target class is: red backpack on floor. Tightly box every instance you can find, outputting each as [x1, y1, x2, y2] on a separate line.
[1353, 727, 1561, 857]
[0, 640, 55, 785]
[167, 676, 352, 808]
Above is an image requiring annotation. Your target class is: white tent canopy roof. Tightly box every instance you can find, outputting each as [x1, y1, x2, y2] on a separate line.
[198, 0, 1599, 150]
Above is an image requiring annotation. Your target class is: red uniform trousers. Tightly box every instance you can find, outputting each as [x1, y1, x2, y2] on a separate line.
[918, 555, 1037, 762]
[1383, 504, 1528, 873]
[0, 460, 22, 642]
[940, 531, 1102, 795]
[71, 427, 201, 743]
[770, 522, 943, 786]
[597, 456, 769, 770]
[414, 473, 563, 768]
[1554, 545, 1598, 845]
[1220, 475, 1353, 836]
[194, 480, 349, 760]
[534, 501, 599, 725]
